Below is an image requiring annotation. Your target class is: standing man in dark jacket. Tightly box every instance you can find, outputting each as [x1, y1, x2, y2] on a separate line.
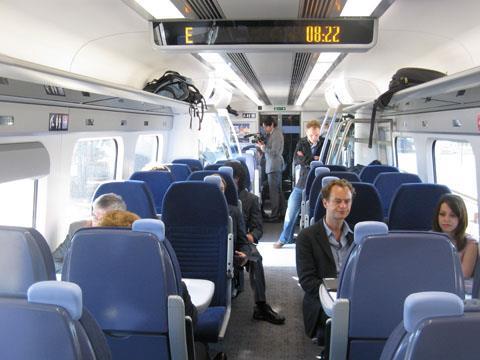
[296, 179, 355, 342]
[274, 119, 323, 248]
[258, 117, 285, 221]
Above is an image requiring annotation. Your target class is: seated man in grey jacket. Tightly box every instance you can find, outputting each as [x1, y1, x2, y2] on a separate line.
[52, 193, 127, 273]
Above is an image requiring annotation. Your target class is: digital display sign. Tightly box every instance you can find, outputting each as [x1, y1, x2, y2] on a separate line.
[153, 18, 377, 52]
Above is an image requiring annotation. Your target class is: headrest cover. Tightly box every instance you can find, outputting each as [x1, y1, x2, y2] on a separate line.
[311, 160, 324, 169]
[246, 149, 255, 156]
[404, 291, 464, 333]
[28, 281, 82, 320]
[322, 176, 339, 188]
[354, 221, 389, 245]
[218, 166, 234, 179]
[204, 175, 222, 189]
[132, 219, 165, 242]
[315, 167, 330, 177]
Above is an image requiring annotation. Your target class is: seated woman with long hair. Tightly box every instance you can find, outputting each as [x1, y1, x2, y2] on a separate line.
[433, 194, 478, 278]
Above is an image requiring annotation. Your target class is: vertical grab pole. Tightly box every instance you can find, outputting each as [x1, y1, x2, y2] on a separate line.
[319, 107, 339, 163]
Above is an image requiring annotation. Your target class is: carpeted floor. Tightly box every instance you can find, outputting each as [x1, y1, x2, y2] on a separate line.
[211, 222, 321, 359]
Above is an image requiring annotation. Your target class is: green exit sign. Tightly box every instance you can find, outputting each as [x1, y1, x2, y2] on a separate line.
[274, 106, 286, 111]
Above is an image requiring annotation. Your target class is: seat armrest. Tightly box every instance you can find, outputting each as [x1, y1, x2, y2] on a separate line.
[168, 295, 188, 360]
[319, 284, 336, 318]
[330, 299, 349, 360]
[185, 316, 196, 360]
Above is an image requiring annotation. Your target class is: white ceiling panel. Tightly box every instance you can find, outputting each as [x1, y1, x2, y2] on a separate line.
[217, 0, 300, 19]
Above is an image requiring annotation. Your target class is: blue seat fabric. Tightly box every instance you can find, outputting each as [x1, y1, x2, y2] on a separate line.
[93, 180, 157, 219]
[129, 171, 173, 213]
[373, 172, 422, 218]
[337, 231, 464, 358]
[166, 163, 191, 182]
[388, 183, 450, 230]
[63, 228, 176, 359]
[172, 158, 203, 172]
[323, 165, 348, 172]
[359, 165, 399, 183]
[188, 170, 239, 207]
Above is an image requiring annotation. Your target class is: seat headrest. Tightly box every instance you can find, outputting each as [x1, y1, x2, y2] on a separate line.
[315, 167, 330, 177]
[204, 175, 222, 189]
[28, 281, 82, 320]
[218, 166, 234, 179]
[353, 221, 389, 245]
[311, 160, 324, 169]
[404, 291, 464, 333]
[132, 219, 165, 241]
[322, 176, 339, 188]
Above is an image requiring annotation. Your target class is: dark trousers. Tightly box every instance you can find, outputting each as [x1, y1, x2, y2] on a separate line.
[267, 171, 285, 218]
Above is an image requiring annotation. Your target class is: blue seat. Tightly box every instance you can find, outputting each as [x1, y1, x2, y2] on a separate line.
[93, 180, 157, 219]
[162, 181, 233, 343]
[373, 172, 422, 218]
[233, 156, 252, 191]
[328, 222, 464, 360]
[172, 158, 203, 172]
[0, 226, 56, 296]
[323, 165, 348, 172]
[188, 170, 239, 207]
[302, 163, 329, 229]
[359, 165, 399, 183]
[313, 182, 384, 228]
[388, 183, 451, 230]
[63, 226, 191, 360]
[381, 292, 480, 360]
[0, 281, 100, 360]
[204, 163, 222, 171]
[129, 171, 173, 213]
[166, 163, 191, 182]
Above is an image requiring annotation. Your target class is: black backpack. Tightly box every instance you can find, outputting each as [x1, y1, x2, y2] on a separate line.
[143, 71, 207, 130]
[369, 68, 446, 147]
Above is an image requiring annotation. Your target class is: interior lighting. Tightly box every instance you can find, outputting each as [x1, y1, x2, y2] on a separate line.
[134, 0, 184, 18]
[340, 0, 383, 16]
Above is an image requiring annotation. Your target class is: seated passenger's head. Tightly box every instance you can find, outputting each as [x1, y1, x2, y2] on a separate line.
[142, 162, 170, 172]
[91, 193, 127, 226]
[224, 160, 246, 191]
[321, 179, 355, 222]
[98, 210, 140, 228]
[211, 174, 227, 193]
[433, 194, 468, 242]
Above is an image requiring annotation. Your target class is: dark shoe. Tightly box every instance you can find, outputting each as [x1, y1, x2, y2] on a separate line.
[213, 352, 227, 360]
[253, 304, 285, 325]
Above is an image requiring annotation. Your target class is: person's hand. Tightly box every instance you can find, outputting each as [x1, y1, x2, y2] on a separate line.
[246, 233, 255, 243]
[297, 151, 304, 157]
[234, 250, 248, 267]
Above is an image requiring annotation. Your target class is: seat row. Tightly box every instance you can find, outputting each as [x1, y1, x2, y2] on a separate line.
[318, 221, 480, 359]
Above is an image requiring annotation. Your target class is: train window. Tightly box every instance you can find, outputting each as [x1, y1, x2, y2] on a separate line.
[434, 140, 478, 238]
[199, 113, 238, 163]
[69, 138, 118, 220]
[134, 135, 159, 171]
[0, 178, 36, 227]
[395, 136, 417, 173]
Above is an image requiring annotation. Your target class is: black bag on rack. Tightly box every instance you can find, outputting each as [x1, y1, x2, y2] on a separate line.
[369, 68, 446, 147]
[143, 71, 207, 130]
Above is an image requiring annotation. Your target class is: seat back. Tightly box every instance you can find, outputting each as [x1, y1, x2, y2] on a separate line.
[166, 163, 191, 181]
[313, 182, 383, 227]
[323, 165, 348, 172]
[388, 183, 451, 230]
[129, 171, 173, 213]
[373, 172, 422, 218]
[359, 165, 399, 183]
[204, 164, 222, 171]
[240, 152, 256, 190]
[162, 181, 230, 307]
[63, 227, 181, 360]
[339, 228, 464, 359]
[381, 292, 480, 360]
[0, 281, 97, 360]
[0, 226, 55, 297]
[93, 180, 157, 218]
[172, 158, 203, 172]
[188, 170, 239, 207]
[304, 162, 327, 201]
